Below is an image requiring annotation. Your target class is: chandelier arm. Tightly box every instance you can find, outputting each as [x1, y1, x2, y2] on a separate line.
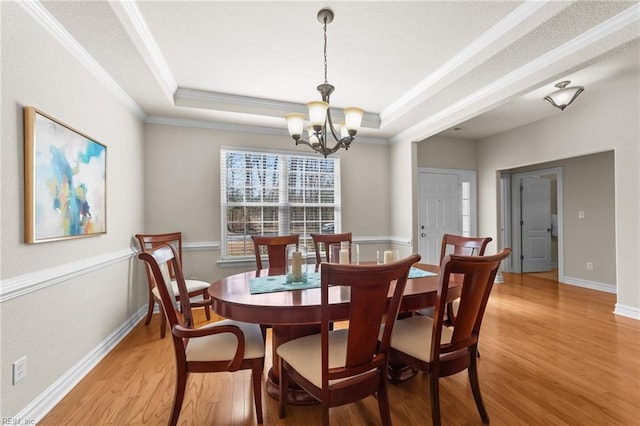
[325, 108, 342, 142]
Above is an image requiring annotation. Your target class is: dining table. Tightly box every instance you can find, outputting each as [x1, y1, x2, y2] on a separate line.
[208, 262, 459, 404]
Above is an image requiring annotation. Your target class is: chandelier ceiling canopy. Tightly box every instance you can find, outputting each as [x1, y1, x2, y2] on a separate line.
[284, 9, 364, 157]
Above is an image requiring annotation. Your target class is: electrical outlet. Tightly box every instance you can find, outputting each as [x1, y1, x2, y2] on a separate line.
[13, 356, 27, 384]
[586, 262, 594, 270]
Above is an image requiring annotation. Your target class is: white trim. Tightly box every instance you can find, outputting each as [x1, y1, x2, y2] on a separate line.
[184, 241, 220, 252]
[145, 115, 389, 145]
[174, 88, 381, 130]
[113, 0, 177, 101]
[390, 3, 640, 144]
[13, 306, 147, 423]
[509, 167, 563, 280]
[381, 0, 551, 124]
[19, 0, 145, 119]
[0, 249, 135, 303]
[562, 276, 616, 294]
[613, 304, 640, 320]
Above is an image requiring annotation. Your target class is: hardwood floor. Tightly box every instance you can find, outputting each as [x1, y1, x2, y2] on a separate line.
[40, 273, 640, 425]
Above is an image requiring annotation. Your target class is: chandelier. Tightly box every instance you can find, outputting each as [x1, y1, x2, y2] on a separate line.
[544, 80, 584, 111]
[284, 9, 364, 157]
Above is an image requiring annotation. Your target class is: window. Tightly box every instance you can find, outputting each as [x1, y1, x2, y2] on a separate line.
[221, 149, 341, 259]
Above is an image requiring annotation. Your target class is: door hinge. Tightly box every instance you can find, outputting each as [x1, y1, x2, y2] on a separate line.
[520, 255, 524, 260]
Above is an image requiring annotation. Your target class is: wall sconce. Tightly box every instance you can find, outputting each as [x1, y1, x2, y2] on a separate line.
[544, 81, 584, 111]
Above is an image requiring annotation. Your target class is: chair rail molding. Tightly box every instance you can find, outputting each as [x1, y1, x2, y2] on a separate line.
[0, 248, 135, 303]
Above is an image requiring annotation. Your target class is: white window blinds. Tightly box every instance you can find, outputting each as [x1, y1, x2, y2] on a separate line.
[220, 149, 341, 258]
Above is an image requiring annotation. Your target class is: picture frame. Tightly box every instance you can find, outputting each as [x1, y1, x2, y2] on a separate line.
[24, 107, 107, 244]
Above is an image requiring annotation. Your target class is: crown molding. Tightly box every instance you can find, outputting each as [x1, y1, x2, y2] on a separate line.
[390, 3, 640, 144]
[20, 0, 146, 119]
[174, 87, 381, 129]
[381, 0, 554, 125]
[145, 115, 389, 145]
[110, 0, 177, 102]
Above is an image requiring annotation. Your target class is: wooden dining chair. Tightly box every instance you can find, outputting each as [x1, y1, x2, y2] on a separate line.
[251, 234, 300, 337]
[439, 234, 492, 325]
[387, 248, 511, 426]
[137, 244, 265, 425]
[135, 232, 211, 338]
[277, 254, 421, 426]
[251, 234, 299, 271]
[310, 232, 352, 265]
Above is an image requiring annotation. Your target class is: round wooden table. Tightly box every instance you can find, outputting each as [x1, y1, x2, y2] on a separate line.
[208, 263, 457, 404]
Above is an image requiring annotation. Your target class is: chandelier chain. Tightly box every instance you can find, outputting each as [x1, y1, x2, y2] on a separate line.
[323, 18, 328, 84]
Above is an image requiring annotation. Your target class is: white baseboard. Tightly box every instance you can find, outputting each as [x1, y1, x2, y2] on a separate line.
[562, 276, 616, 294]
[613, 303, 640, 320]
[13, 307, 146, 423]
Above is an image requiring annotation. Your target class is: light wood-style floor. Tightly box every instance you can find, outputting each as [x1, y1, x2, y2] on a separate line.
[40, 273, 640, 425]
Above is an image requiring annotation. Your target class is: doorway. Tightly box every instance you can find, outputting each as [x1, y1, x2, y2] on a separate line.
[502, 167, 563, 280]
[417, 168, 477, 265]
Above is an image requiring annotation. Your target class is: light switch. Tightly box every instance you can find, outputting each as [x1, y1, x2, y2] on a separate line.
[578, 210, 585, 219]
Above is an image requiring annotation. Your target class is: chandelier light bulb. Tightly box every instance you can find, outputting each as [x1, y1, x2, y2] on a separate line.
[285, 113, 305, 139]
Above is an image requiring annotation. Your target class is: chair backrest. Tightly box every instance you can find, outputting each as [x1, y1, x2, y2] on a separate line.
[431, 249, 511, 362]
[320, 254, 421, 388]
[440, 234, 492, 264]
[138, 244, 195, 333]
[251, 234, 299, 271]
[135, 232, 183, 280]
[310, 232, 352, 265]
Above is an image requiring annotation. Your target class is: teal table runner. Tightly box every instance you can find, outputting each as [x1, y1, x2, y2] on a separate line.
[249, 272, 321, 295]
[249, 267, 437, 295]
[408, 267, 437, 279]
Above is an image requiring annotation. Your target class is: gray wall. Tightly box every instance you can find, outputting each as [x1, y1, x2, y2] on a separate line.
[476, 70, 639, 315]
[1, 3, 146, 416]
[416, 135, 477, 170]
[143, 123, 393, 281]
[505, 152, 616, 285]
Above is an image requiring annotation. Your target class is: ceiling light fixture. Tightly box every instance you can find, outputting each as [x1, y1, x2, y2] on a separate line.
[544, 80, 584, 111]
[284, 9, 364, 157]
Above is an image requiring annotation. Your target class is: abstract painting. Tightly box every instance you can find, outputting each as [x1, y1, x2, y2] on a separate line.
[24, 107, 107, 243]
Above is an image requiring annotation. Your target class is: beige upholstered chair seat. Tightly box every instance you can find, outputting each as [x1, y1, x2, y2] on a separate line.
[151, 279, 209, 300]
[186, 320, 265, 362]
[388, 315, 453, 362]
[277, 328, 370, 388]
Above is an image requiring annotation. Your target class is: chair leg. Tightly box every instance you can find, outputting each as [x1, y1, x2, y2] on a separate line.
[322, 407, 330, 426]
[144, 295, 155, 325]
[469, 346, 489, 424]
[170, 369, 188, 426]
[429, 375, 441, 426]
[202, 290, 211, 321]
[160, 307, 167, 339]
[259, 324, 270, 342]
[278, 360, 288, 418]
[377, 377, 392, 426]
[251, 361, 264, 424]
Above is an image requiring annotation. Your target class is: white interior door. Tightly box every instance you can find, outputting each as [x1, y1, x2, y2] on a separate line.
[418, 172, 460, 265]
[521, 177, 552, 272]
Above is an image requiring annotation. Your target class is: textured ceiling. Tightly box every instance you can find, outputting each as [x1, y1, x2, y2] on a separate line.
[35, 0, 640, 143]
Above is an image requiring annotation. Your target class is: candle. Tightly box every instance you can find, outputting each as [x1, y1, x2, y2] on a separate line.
[292, 251, 302, 277]
[339, 248, 349, 264]
[383, 250, 394, 264]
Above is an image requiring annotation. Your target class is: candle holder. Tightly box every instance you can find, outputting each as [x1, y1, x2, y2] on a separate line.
[286, 246, 308, 283]
[329, 242, 360, 265]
